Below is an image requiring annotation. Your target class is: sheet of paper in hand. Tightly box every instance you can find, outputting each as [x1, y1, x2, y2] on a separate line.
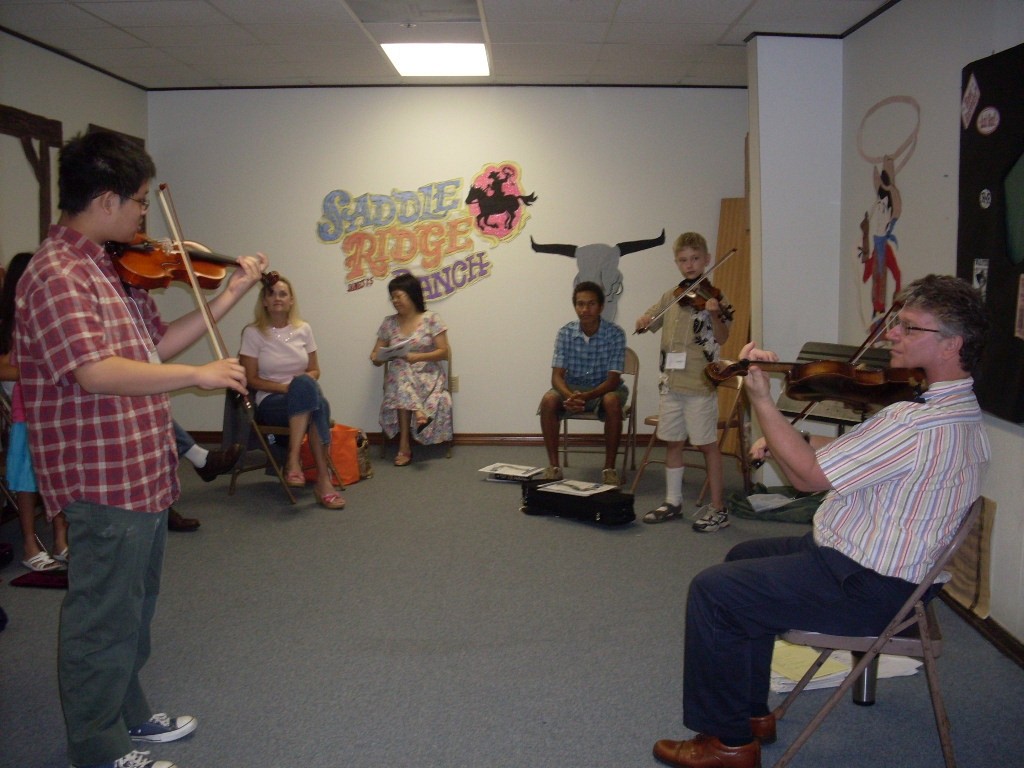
[378, 337, 413, 362]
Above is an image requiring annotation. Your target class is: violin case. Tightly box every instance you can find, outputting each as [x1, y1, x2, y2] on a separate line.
[519, 479, 635, 526]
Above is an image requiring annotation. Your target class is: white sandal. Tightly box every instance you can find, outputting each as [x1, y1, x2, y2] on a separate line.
[22, 550, 66, 572]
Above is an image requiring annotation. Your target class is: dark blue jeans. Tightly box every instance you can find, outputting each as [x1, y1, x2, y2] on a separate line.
[256, 374, 332, 446]
[173, 420, 194, 457]
[682, 532, 918, 742]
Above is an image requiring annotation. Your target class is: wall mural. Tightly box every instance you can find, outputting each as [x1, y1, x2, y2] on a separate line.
[315, 160, 535, 301]
[529, 230, 666, 322]
[854, 95, 920, 330]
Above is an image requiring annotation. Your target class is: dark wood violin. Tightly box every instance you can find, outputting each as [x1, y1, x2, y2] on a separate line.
[705, 358, 925, 410]
[105, 232, 279, 291]
[635, 247, 737, 334]
[675, 278, 734, 320]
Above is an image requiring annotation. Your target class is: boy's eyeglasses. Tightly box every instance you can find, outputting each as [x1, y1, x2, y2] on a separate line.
[125, 195, 150, 211]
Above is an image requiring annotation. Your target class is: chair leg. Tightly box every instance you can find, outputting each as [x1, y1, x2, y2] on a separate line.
[242, 412, 296, 504]
[772, 647, 833, 721]
[629, 430, 659, 494]
[850, 652, 879, 705]
[917, 604, 957, 768]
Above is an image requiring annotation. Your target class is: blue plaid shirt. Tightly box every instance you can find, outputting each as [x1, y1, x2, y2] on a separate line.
[551, 319, 626, 390]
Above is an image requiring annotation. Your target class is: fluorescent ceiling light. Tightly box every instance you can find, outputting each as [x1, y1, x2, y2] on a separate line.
[382, 43, 489, 77]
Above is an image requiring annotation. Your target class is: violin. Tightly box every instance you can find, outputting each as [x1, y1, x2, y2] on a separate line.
[105, 232, 279, 291]
[674, 278, 734, 321]
[705, 358, 925, 410]
[635, 247, 738, 334]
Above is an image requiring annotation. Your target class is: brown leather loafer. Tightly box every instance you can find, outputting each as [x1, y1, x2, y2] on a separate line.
[168, 507, 200, 532]
[653, 734, 761, 768]
[195, 443, 242, 482]
[750, 713, 777, 744]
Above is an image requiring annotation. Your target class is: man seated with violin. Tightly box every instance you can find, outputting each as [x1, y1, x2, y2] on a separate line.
[652, 274, 990, 768]
[14, 130, 269, 768]
[538, 280, 627, 486]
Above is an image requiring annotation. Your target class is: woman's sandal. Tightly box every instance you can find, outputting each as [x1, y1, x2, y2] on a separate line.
[314, 488, 346, 509]
[415, 413, 433, 434]
[394, 451, 412, 467]
[22, 550, 66, 573]
[285, 470, 307, 487]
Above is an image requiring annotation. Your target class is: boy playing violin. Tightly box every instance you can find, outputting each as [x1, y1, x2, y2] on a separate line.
[635, 231, 731, 532]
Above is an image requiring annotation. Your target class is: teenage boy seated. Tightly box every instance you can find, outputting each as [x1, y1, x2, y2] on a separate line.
[538, 281, 627, 486]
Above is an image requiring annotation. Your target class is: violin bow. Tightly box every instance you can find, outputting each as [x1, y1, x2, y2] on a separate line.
[635, 248, 737, 334]
[154, 183, 297, 503]
[155, 184, 236, 362]
[749, 300, 901, 469]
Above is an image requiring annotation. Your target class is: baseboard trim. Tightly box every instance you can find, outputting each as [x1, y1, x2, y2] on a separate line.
[197, 431, 660, 448]
[940, 593, 1024, 670]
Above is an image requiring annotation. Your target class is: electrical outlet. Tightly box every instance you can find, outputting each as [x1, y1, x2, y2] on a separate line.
[449, 375, 459, 393]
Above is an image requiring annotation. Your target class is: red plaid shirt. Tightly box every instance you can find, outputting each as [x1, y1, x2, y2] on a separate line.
[13, 225, 178, 516]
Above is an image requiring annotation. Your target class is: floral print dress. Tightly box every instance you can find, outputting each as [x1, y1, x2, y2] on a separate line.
[377, 310, 453, 445]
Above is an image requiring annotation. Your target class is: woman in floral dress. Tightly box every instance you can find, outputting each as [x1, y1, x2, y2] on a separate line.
[370, 273, 453, 465]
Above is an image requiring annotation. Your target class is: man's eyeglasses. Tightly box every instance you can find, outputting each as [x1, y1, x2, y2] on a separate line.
[883, 314, 941, 336]
[125, 195, 150, 212]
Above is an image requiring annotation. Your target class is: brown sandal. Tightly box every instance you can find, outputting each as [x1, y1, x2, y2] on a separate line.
[394, 451, 412, 466]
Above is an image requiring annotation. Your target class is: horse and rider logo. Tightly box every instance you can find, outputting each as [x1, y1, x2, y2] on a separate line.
[464, 162, 537, 241]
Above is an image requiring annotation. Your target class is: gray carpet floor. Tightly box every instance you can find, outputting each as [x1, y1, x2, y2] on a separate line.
[1, 444, 1022, 767]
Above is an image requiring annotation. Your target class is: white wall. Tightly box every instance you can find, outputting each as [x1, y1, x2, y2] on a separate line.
[749, 36, 843, 361]
[0, 32, 147, 257]
[145, 87, 748, 438]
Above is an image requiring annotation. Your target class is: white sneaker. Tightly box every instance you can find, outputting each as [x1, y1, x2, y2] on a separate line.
[72, 749, 178, 768]
[692, 504, 729, 533]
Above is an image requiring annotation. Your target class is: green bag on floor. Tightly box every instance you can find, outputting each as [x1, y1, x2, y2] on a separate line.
[726, 483, 826, 524]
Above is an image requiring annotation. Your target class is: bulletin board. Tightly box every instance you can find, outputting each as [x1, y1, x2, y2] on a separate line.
[956, 41, 1024, 423]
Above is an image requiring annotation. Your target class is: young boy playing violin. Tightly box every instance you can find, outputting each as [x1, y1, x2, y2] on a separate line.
[14, 130, 268, 768]
[635, 231, 732, 532]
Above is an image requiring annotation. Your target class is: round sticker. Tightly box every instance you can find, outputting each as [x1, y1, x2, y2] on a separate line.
[976, 106, 1000, 135]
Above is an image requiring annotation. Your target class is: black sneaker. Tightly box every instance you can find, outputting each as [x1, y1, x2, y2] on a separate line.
[128, 713, 197, 743]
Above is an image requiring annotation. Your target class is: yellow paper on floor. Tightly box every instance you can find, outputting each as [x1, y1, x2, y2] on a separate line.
[771, 639, 849, 681]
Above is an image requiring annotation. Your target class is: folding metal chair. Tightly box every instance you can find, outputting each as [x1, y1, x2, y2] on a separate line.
[771, 496, 985, 768]
[560, 346, 639, 480]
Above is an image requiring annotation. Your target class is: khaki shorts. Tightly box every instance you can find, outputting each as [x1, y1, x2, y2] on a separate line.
[657, 387, 718, 445]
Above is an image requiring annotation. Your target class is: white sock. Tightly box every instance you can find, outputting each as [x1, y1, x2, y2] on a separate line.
[184, 444, 209, 467]
[665, 467, 684, 506]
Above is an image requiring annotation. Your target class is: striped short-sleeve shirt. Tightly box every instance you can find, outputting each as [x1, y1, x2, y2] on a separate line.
[814, 377, 990, 584]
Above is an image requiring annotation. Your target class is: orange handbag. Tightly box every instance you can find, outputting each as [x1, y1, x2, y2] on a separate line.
[300, 424, 372, 486]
